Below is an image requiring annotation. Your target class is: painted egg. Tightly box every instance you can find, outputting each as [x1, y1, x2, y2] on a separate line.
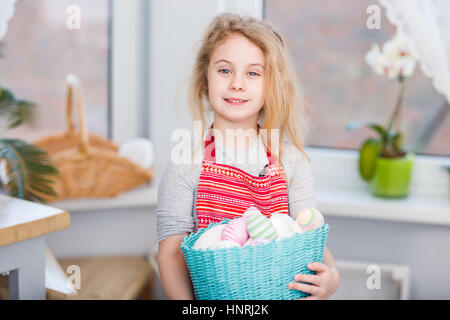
[243, 208, 277, 241]
[193, 224, 226, 250]
[269, 213, 296, 239]
[243, 206, 261, 217]
[213, 240, 240, 249]
[295, 208, 325, 231]
[243, 238, 271, 246]
[293, 223, 305, 234]
[221, 217, 249, 246]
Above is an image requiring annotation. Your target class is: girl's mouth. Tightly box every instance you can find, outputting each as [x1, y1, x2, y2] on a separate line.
[224, 98, 248, 106]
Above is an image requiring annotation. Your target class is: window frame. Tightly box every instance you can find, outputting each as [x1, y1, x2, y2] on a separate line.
[111, 0, 148, 144]
[259, 0, 450, 198]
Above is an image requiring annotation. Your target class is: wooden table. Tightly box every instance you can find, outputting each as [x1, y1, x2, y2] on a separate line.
[0, 194, 70, 299]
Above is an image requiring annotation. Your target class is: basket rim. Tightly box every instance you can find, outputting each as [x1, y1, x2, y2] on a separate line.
[181, 218, 330, 253]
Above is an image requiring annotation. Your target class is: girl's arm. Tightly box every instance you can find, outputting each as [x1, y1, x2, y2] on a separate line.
[323, 245, 340, 289]
[158, 233, 195, 300]
[323, 245, 338, 271]
[156, 158, 200, 299]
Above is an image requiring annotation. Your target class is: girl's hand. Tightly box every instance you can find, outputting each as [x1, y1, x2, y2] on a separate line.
[288, 262, 340, 300]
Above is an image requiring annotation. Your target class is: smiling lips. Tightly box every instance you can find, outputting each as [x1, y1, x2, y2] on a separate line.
[224, 98, 248, 105]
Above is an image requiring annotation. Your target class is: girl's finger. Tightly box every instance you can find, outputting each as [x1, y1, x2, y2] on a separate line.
[307, 262, 329, 273]
[288, 282, 320, 296]
[295, 273, 321, 286]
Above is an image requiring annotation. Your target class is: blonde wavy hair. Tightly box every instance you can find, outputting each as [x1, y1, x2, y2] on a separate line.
[188, 13, 311, 167]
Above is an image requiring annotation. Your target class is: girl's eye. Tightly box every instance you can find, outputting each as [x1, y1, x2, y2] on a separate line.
[248, 71, 260, 77]
[219, 68, 230, 74]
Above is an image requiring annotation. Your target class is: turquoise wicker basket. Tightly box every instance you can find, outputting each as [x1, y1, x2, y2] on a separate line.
[181, 219, 330, 300]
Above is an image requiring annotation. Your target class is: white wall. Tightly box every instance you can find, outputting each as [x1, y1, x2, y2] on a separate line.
[149, 0, 220, 185]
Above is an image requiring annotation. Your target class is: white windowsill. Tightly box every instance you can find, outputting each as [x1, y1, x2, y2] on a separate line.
[50, 183, 158, 213]
[317, 187, 450, 226]
[49, 179, 450, 227]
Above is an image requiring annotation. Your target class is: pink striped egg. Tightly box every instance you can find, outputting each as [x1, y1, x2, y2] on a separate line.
[296, 208, 325, 231]
[221, 217, 249, 247]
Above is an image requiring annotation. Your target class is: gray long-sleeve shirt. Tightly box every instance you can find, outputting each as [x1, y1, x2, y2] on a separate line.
[156, 134, 317, 243]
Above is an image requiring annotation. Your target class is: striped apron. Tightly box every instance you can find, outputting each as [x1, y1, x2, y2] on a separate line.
[195, 124, 289, 230]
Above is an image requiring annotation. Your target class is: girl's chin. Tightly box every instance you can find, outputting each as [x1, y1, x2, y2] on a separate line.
[215, 109, 257, 123]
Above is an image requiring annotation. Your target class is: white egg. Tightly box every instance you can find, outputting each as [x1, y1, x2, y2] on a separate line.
[193, 224, 226, 250]
[119, 137, 155, 169]
[244, 238, 271, 246]
[213, 240, 240, 249]
[293, 223, 305, 234]
[269, 214, 296, 239]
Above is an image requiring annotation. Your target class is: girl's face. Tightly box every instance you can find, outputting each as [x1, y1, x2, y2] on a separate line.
[207, 33, 265, 127]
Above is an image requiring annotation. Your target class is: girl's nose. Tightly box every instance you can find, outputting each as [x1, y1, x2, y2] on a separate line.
[230, 76, 245, 91]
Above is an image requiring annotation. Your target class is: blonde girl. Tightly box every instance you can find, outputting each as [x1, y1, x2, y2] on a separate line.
[157, 13, 339, 300]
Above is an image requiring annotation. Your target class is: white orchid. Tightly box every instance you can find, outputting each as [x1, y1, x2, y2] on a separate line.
[366, 32, 417, 79]
[0, 0, 17, 41]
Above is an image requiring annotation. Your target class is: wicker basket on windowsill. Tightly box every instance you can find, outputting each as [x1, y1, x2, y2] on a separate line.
[32, 74, 153, 203]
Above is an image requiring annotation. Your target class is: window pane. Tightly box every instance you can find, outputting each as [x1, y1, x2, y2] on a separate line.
[0, 0, 110, 141]
[265, 0, 450, 157]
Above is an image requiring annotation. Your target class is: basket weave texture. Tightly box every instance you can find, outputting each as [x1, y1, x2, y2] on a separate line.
[181, 219, 330, 300]
[32, 75, 153, 202]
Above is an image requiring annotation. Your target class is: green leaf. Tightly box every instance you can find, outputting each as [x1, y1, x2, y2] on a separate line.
[0, 88, 15, 105]
[388, 130, 403, 152]
[366, 123, 388, 143]
[346, 121, 362, 131]
[0, 139, 59, 203]
[0, 88, 36, 129]
[346, 121, 388, 143]
[359, 138, 381, 181]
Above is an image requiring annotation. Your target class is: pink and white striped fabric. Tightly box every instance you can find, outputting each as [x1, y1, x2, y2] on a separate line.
[221, 217, 248, 246]
[196, 124, 289, 230]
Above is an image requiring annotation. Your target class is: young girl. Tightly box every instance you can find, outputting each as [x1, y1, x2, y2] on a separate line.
[157, 13, 339, 300]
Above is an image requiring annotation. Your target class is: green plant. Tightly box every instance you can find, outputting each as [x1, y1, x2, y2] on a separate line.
[347, 32, 417, 181]
[0, 8, 59, 203]
[0, 85, 59, 203]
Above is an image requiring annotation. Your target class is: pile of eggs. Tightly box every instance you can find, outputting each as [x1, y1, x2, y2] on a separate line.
[193, 207, 325, 250]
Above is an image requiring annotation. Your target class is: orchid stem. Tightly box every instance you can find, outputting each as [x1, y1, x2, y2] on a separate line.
[386, 74, 405, 134]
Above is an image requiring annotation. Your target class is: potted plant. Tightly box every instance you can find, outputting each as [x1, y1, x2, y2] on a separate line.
[0, 0, 59, 203]
[347, 32, 417, 198]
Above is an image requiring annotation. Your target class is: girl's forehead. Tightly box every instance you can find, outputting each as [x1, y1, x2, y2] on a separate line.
[210, 33, 265, 65]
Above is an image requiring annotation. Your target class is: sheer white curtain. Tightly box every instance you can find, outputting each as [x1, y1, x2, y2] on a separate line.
[379, 0, 450, 104]
[0, 0, 17, 40]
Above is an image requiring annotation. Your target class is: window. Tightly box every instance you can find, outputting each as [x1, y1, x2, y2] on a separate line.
[0, 0, 111, 141]
[265, 0, 450, 157]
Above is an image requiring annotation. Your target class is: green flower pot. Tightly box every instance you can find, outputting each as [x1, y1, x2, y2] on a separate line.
[370, 153, 415, 198]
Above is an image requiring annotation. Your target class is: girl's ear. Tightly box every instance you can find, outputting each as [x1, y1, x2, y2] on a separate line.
[201, 83, 208, 96]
